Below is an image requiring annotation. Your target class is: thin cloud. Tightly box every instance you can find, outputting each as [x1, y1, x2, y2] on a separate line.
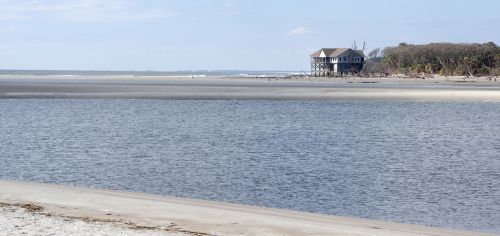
[289, 26, 309, 35]
[0, 0, 171, 22]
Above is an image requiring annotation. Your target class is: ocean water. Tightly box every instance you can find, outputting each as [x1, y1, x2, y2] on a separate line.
[0, 69, 298, 77]
[0, 99, 499, 233]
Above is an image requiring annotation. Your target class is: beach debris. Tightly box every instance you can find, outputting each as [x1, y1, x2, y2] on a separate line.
[0, 202, 44, 212]
[19, 203, 44, 212]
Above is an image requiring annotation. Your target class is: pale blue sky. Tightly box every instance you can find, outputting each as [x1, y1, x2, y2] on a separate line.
[0, 0, 499, 71]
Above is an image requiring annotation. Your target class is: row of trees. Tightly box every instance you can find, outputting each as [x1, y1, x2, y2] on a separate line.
[361, 42, 500, 76]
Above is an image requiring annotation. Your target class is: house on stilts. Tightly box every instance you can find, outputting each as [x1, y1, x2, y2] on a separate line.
[310, 48, 365, 77]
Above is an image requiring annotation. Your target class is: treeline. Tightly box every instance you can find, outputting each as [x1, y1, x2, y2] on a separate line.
[362, 42, 500, 76]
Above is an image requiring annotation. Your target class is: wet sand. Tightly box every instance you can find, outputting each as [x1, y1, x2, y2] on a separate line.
[0, 180, 496, 236]
[1, 75, 500, 100]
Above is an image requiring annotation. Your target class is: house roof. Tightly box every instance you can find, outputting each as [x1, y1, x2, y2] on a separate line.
[354, 50, 365, 57]
[311, 48, 365, 57]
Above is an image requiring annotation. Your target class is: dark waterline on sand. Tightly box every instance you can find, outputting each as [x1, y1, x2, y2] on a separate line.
[1, 99, 499, 233]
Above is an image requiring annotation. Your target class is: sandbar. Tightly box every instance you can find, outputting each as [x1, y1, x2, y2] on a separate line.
[0, 180, 496, 236]
[1, 75, 500, 101]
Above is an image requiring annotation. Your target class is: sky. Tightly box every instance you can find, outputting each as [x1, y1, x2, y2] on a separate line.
[0, 0, 499, 71]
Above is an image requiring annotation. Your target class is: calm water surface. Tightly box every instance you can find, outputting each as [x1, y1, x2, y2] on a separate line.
[1, 99, 499, 233]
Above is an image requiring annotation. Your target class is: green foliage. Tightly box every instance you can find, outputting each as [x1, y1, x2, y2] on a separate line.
[380, 42, 500, 76]
[478, 66, 491, 75]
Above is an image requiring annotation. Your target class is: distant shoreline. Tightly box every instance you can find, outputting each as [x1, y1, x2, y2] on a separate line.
[1, 75, 500, 101]
[0, 69, 498, 81]
[0, 69, 302, 77]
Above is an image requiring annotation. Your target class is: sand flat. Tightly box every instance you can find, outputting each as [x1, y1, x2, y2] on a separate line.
[0, 180, 496, 236]
[0, 204, 180, 236]
[1, 75, 500, 100]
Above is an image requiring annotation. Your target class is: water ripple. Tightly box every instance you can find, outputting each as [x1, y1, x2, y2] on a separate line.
[0, 99, 499, 233]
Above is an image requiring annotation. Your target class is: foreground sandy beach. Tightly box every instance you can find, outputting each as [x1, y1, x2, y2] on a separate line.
[1, 75, 500, 100]
[0, 180, 496, 236]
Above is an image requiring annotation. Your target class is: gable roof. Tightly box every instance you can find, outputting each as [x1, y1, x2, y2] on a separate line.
[311, 48, 364, 57]
[354, 50, 365, 57]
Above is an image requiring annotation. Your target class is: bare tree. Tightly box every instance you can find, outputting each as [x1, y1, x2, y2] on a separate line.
[368, 48, 381, 58]
[351, 40, 358, 50]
